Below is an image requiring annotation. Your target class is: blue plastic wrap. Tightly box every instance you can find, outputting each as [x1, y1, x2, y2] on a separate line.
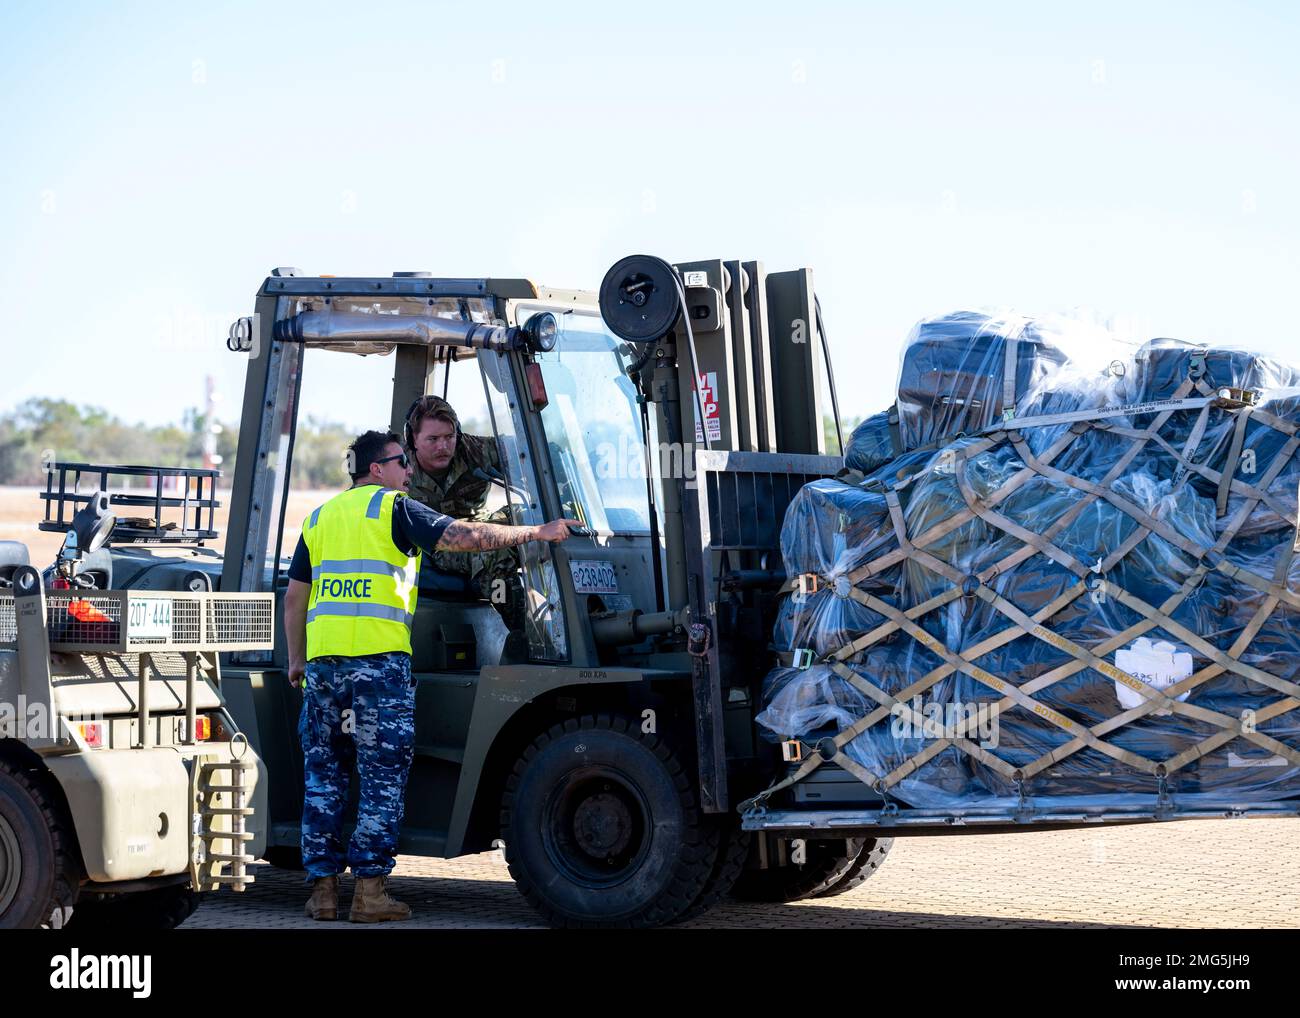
[844, 412, 895, 476]
[761, 323, 1300, 812]
[896, 311, 1091, 452]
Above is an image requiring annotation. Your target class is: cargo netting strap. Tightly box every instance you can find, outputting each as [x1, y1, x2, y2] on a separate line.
[886, 404, 903, 457]
[745, 374, 1300, 813]
[999, 319, 1029, 423]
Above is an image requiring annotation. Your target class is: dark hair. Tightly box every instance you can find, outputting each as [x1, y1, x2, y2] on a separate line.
[348, 429, 400, 481]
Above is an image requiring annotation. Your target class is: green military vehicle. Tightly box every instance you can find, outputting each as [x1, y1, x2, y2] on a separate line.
[0, 471, 272, 928]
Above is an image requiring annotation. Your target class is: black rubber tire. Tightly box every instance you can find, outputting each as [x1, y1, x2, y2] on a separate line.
[68, 884, 201, 930]
[264, 845, 305, 871]
[729, 836, 867, 903]
[812, 837, 894, 897]
[677, 819, 751, 923]
[500, 714, 721, 928]
[0, 760, 80, 929]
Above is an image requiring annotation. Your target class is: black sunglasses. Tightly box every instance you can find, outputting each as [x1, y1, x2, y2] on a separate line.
[375, 452, 410, 469]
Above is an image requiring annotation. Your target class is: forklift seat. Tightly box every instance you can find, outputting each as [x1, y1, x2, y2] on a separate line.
[417, 559, 481, 602]
[0, 541, 29, 587]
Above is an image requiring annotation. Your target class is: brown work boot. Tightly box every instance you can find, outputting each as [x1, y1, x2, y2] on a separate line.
[348, 876, 412, 924]
[304, 875, 339, 921]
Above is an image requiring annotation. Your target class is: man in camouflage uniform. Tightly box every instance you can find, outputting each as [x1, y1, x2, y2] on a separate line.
[297, 652, 414, 909]
[404, 395, 525, 624]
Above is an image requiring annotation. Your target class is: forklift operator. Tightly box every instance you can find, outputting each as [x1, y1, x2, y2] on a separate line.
[282, 429, 572, 923]
[405, 395, 499, 521]
[403, 394, 524, 620]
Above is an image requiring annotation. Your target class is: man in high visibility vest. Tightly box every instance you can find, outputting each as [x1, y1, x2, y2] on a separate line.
[283, 429, 573, 922]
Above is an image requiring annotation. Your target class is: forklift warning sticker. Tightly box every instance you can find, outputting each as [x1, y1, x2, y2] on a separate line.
[693, 371, 722, 443]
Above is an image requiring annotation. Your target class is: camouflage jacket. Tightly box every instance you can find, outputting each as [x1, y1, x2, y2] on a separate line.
[407, 433, 502, 520]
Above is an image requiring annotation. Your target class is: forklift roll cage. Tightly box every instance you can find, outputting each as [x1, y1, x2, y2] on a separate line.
[215, 262, 832, 852]
[220, 264, 837, 854]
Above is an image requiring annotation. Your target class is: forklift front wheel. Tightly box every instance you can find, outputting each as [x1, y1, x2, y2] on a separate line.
[500, 714, 720, 928]
[0, 761, 79, 929]
[729, 836, 869, 903]
[812, 837, 893, 897]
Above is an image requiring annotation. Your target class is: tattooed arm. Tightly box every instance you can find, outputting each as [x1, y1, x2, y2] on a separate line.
[394, 492, 574, 556]
[435, 517, 574, 552]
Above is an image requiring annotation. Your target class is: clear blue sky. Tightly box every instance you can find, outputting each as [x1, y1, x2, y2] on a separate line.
[2, 1, 1298, 431]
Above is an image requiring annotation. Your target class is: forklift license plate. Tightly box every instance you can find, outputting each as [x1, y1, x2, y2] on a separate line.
[128, 597, 173, 639]
[570, 560, 619, 594]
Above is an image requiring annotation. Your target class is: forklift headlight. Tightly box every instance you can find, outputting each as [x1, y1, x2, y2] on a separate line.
[523, 312, 559, 353]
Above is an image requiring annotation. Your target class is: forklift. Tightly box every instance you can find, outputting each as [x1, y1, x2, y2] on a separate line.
[217, 255, 876, 926]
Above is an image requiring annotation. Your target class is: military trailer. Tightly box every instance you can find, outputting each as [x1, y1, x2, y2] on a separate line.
[0, 472, 272, 928]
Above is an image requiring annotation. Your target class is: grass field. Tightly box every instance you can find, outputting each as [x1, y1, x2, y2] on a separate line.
[0, 486, 325, 570]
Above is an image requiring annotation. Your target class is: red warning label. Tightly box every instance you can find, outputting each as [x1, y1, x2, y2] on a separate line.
[693, 371, 721, 443]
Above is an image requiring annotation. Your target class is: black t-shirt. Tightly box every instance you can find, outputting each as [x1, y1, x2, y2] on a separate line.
[287, 490, 454, 584]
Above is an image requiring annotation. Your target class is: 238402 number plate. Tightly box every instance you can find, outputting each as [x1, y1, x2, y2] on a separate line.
[570, 560, 618, 594]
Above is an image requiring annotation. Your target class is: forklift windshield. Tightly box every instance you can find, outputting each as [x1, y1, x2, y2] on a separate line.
[531, 310, 651, 536]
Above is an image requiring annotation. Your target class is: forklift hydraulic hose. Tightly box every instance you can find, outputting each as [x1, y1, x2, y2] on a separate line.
[672, 274, 713, 452]
[814, 294, 844, 454]
[627, 341, 656, 381]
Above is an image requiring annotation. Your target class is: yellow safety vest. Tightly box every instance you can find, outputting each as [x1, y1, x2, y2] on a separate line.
[302, 485, 421, 660]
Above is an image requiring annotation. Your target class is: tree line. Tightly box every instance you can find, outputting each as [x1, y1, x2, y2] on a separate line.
[0, 399, 356, 490]
[0, 399, 861, 491]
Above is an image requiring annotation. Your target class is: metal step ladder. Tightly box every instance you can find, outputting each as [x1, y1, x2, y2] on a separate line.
[190, 749, 256, 892]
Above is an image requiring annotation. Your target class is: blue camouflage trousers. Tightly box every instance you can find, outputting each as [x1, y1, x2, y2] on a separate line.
[299, 651, 416, 879]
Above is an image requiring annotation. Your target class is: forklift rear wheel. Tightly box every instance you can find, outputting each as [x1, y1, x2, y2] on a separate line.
[812, 837, 893, 897]
[0, 761, 79, 929]
[729, 836, 868, 903]
[500, 714, 720, 928]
